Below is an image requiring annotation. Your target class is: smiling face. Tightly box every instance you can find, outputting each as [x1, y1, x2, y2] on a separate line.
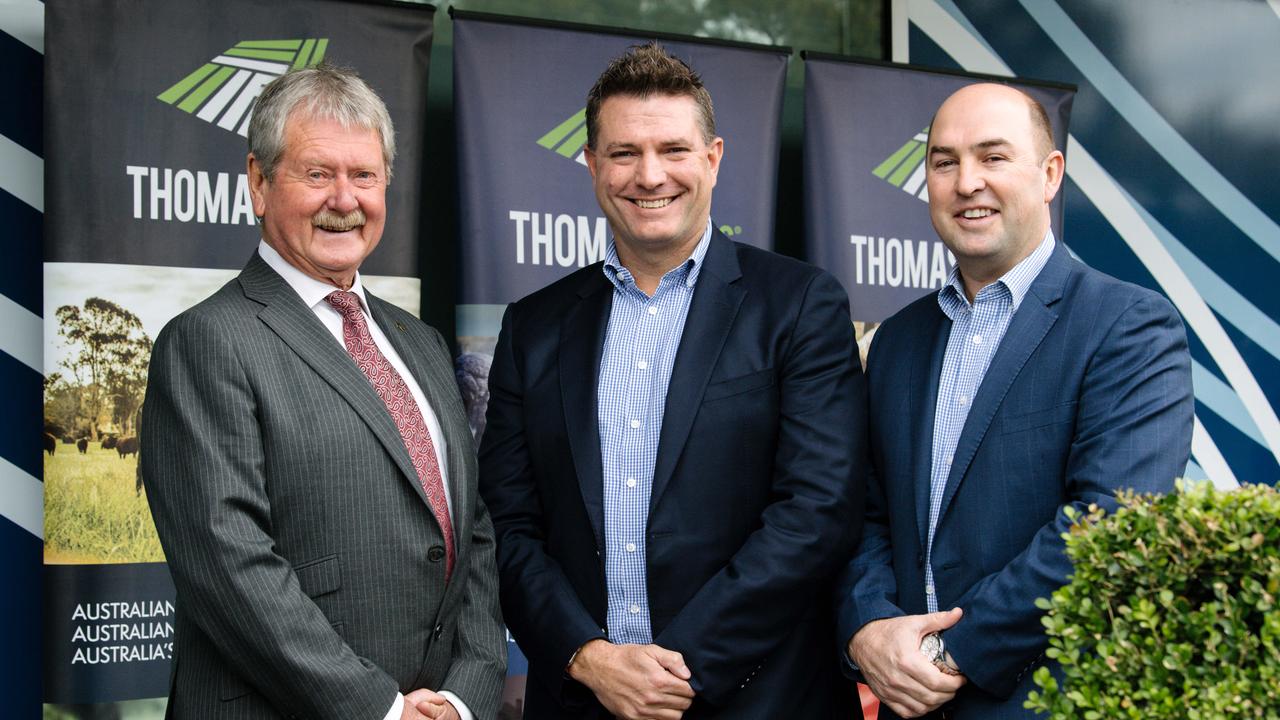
[248, 113, 387, 289]
[584, 93, 723, 267]
[926, 84, 1064, 293]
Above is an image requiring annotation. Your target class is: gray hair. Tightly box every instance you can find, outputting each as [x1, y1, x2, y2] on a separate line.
[247, 64, 396, 181]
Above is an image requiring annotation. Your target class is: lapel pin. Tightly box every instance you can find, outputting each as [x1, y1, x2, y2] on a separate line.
[395, 321, 407, 332]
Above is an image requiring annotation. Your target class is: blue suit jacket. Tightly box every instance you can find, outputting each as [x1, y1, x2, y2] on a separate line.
[837, 243, 1193, 719]
[480, 230, 866, 719]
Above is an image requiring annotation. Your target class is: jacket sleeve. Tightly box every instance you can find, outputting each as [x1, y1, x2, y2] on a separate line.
[943, 292, 1194, 698]
[141, 310, 398, 719]
[652, 271, 868, 706]
[477, 304, 607, 708]
[426, 327, 508, 719]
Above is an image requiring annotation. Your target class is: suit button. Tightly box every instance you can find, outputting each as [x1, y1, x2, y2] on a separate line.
[917, 553, 924, 568]
[428, 546, 445, 562]
[433, 623, 444, 641]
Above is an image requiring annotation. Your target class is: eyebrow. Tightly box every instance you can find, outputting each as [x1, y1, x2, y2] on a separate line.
[603, 137, 694, 152]
[929, 138, 1013, 156]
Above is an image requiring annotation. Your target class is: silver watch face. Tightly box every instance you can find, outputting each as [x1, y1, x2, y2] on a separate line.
[920, 632, 943, 660]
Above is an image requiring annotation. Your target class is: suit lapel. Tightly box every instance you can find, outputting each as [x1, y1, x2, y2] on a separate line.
[650, 232, 744, 513]
[913, 308, 950, 552]
[560, 270, 614, 550]
[367, 294, 471, 543]
[238, 255, 424, 505]
[936, 245, 1071, 523]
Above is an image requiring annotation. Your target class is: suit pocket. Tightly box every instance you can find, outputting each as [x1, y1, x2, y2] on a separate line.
[294, 554, 342, 598]
[702, 368, 774, 403]
[1001, 401, 1077, 434]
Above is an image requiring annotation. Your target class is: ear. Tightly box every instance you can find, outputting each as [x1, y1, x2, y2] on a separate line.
[1041, 149, 1065, 204]
[247, 153, 269, 218]
[706, 136, 725, 186]
[584, 145, 599, 180]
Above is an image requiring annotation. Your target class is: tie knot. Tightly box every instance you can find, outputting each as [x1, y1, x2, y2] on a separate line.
[326, 290, 363, 318]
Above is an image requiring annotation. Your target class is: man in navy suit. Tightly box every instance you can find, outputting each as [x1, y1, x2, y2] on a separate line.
[480, 43, 865, 719]
[837, 82, 1193, 719]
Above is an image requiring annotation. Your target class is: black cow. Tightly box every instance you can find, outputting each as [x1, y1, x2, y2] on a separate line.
[116, 436, 139, 460]
[102, 436, 118, 450]
[76, 438, 88, 454]
[44, 433, 56, 456]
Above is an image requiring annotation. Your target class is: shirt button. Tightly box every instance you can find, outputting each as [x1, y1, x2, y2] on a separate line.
[972, 334, 983, 345]
[647, 306, 658, 316]
[636, 360, 648, 370]
[625, 542, 636, 553]
[629, 604, 641, 614]
[958, 395, 968, 406]
[926, 583, 936, 595]
[629, 419, 640, 429]
[626, 477, 636, 488]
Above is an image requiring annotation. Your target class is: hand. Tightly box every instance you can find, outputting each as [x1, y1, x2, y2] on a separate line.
[848, 608, 968, 718]
[567, 639, 695, 720]
[403, 689, 460, 720]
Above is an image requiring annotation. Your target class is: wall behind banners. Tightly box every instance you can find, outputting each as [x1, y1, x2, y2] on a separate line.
[0, 1, 45, 717]
[894, 0, 1280, 490]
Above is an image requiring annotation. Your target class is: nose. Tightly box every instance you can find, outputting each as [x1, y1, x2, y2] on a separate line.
[329, 174, 360, 213]
[634, 151, 666, 189]
[956, 159, 985, 196]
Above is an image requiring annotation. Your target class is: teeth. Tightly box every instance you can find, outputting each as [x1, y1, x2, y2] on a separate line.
[635, 198, 674, 209]
[962, 208, 994, 219]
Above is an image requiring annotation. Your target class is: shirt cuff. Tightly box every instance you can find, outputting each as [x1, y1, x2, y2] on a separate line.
[383, 693, 403, 720]
[438, 690, 474, 720]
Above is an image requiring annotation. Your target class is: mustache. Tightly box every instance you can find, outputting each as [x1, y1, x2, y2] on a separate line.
[312, 209, 366, 232]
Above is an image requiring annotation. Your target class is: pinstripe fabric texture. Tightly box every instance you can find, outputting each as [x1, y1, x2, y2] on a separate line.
[140, 252, 505, 720]
[596, 226, 709, 645]
[925, 233, 1055, 613]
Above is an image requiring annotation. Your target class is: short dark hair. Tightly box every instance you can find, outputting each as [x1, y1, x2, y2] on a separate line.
[585, 42, 716, 149]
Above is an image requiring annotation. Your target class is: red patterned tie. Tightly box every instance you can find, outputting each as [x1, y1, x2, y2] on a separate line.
[326, 291, 455, 580]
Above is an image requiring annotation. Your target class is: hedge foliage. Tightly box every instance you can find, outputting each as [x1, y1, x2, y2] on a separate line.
[1025, 481, 1280, 719]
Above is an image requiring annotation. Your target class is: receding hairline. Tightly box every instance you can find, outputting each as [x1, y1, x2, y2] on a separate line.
[926, 83, 1056, 158]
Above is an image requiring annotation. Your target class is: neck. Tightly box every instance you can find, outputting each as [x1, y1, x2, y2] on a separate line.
[615, 224, 706, 296]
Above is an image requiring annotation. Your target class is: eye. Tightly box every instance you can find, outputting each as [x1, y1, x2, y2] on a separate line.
[932, 158, 956, 169]
[307, 170, 328, 181]
[984, 154, 1008, 164]
[665, 146, 690, 155]
[610, 150, 636, 159]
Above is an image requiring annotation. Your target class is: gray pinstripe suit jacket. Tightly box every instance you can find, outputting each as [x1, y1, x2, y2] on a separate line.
[141, 252, 505, 719]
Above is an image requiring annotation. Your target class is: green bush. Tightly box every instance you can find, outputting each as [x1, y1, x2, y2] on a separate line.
[1025, 481, 1280, 719]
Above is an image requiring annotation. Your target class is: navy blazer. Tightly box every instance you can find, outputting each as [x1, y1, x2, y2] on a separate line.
[837, 243, 1193, 719]
[480, 229, 867, 719]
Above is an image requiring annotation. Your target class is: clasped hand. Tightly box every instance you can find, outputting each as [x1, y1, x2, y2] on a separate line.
[848, 607, 967, 718]
[569, 639, 695, 720]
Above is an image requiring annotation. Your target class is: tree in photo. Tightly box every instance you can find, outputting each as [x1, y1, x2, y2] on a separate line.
[55, 298, 152, 441]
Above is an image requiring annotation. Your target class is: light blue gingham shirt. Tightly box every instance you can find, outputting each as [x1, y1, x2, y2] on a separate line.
[597, 221, 712, 644]
[924, 231, 1055, 613]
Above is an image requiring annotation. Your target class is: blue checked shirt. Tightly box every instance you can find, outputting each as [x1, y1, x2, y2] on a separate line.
[924, 231, 1055, 613]
[597, 221, 711, 644]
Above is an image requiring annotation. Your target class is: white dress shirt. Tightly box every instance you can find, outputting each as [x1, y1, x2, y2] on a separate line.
[257, 241, 472, 720]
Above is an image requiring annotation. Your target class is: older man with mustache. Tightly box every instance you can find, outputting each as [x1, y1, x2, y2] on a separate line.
[141, 65, 505, 720]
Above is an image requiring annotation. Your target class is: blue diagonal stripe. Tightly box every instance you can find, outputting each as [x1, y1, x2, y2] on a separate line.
[1017, 0, 1280, 265]
[0, 27, 42, 156]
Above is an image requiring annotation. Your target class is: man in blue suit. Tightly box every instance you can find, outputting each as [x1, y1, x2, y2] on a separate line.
[837, 82, 1194, 719]
[480, 43, 865, 719]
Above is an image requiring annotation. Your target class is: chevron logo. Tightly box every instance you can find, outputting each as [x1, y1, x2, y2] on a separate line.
[872, 127, 930, 202]
[537, 108, 589, 166]
[157, 39, 329, 137]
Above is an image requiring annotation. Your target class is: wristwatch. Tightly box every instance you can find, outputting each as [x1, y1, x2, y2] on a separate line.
[920, 632, 962, 676]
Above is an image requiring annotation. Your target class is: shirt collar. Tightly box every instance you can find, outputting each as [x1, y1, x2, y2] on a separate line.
[939, 229, 1056, 315]
[257, 239, 370, 313]
[603, 218, 713, 292]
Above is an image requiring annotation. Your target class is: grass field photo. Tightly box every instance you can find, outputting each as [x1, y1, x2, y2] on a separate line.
[43, 443, 163, 564]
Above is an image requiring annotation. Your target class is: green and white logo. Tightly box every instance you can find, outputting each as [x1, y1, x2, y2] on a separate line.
[872, 127, 929, 202]
[158, 39, 329, 137]
[537, 108, 588, 166]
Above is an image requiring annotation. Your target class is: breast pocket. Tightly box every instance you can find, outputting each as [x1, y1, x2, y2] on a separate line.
[702, 368, 774, 403]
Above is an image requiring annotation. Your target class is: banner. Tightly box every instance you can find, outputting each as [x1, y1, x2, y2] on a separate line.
[42, 0, 434, 713]
[450, 13, 789, 714]
[803, 55, 1074, 325]
[893, 0, 1279, 489]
